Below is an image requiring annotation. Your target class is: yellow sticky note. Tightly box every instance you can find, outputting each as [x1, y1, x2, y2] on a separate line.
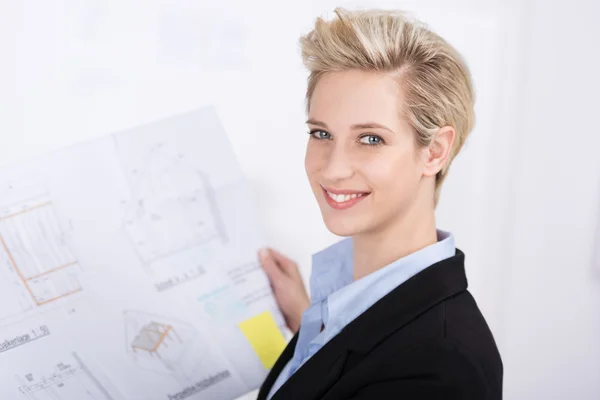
[238, 311, 287, 369]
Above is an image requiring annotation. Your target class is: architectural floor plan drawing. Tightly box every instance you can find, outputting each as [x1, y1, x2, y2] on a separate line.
[0, 195, 82, 321]
[117, 136, 229, 290]
[0, 106, 287, 400]
[15, 352, 116, 400]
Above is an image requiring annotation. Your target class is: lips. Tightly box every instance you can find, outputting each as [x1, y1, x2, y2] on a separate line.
[321, 186, 370, 210]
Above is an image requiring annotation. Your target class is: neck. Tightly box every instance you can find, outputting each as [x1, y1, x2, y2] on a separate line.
[352, 206, 437, 281]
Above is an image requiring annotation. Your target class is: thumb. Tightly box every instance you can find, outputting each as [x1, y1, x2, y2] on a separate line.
[259, 248, 285, 285]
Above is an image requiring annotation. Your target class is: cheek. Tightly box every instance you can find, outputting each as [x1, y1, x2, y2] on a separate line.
[304, 141, 325, 177]
[362, 147, 422, 191]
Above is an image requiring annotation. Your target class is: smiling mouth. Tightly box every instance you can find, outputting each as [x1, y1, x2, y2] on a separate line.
[321, 186, 371, 210]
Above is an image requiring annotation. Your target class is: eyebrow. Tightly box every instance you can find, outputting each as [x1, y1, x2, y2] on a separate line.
[306, 119, 395, 135]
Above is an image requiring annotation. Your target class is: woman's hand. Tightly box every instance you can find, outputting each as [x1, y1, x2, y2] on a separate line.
[259, 248, 310, 334]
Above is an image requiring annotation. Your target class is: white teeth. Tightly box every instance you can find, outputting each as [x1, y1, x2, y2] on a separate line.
[326, 191, 366, 203]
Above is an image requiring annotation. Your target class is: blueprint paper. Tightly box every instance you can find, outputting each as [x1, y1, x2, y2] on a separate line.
[0, 106, 287, 400]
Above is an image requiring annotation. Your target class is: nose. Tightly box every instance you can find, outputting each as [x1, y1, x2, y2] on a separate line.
[321, 142, 354, 182]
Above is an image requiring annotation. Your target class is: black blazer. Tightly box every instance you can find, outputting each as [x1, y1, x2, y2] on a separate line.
[257, 249, 502, 400]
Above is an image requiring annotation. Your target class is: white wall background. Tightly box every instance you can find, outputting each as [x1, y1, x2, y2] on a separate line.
[1, 0, 598, 398]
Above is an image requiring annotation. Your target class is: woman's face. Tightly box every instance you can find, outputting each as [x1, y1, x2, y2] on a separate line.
[304, 69, 429, 237]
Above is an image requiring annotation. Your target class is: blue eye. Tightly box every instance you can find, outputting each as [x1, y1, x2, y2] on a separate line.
[359, 135, 383, 145]
[308, 130, 332, 140]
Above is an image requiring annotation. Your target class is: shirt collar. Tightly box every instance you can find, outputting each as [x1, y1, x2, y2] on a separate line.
[309, 237, 353, 302]
[309, 230, 454, 303]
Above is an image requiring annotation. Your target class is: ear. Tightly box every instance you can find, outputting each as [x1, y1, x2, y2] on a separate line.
[422, 126, 456, 178]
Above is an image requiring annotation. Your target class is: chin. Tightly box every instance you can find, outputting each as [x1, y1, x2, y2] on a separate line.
[321, 214, 368, 237]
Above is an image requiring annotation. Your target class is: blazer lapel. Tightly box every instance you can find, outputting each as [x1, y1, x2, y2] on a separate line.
[270, 341, 349, 400]
[257, 333, 299, 400]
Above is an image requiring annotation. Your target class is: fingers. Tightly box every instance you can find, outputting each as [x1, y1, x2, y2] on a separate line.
[268, 248, 302, 280]
[259, 248, 285, 286]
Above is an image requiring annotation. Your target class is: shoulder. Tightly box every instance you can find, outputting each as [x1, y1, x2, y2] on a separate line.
[443, 290, 504, 392]
[361, 290, 503, 398]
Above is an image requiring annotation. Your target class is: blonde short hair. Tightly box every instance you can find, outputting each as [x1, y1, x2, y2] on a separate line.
[299, 8, 475, 205]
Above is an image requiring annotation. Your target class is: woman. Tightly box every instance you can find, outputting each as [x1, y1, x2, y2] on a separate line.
[257, 8, 502, 400]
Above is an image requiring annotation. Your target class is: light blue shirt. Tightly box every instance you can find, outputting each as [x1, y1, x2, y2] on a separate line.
[266, 230, 455, 399]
